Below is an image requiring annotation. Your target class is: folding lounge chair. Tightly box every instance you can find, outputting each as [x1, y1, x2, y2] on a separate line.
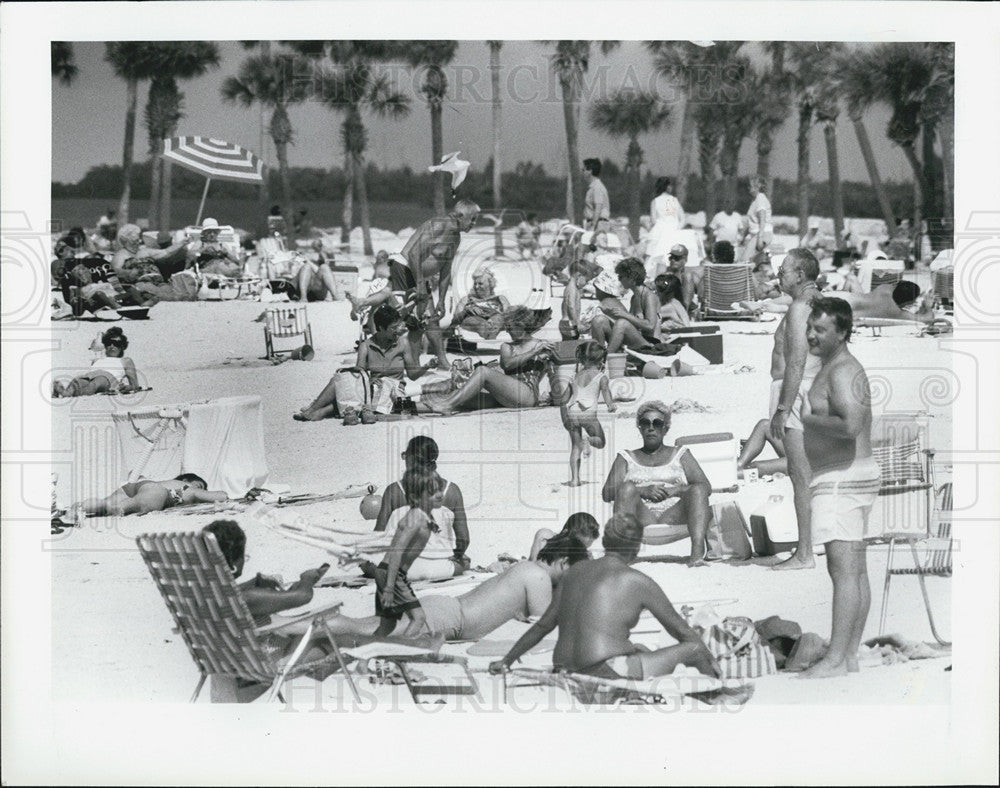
[136, 530, 361, 703]
[866, 414, 951, 645]
[263, 303, 314, 360]
[699, 263, 758, 321]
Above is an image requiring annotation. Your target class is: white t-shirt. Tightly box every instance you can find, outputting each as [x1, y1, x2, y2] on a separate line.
[710, 211, 742, 244]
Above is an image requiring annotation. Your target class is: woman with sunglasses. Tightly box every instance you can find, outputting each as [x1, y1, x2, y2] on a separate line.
[601, 400, 713, 567]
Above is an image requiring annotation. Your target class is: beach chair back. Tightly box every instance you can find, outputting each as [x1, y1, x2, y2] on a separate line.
[702, 263, 755, 313]
[263, 304, 314, 359]
[136, 531, 277, 685]
[867, 412, 934, 539]
[932, 268, 954, 308]
[184, 225, 242, 262]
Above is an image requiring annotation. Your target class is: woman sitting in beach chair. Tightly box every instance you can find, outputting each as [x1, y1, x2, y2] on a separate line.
[450, 266, 511, 340]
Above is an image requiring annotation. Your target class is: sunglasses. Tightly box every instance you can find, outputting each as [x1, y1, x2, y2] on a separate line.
[638, 417, 666, 429]
[668, 253, 683, 260]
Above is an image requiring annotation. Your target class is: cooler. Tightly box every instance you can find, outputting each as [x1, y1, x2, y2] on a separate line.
[748, 492, 798, 556]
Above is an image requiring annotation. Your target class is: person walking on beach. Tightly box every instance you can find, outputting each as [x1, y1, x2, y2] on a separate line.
[798, 297, 880, 678]
[768, 248, 822, 571]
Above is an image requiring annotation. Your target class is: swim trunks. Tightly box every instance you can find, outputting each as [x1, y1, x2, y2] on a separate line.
[809, 457, 881, 544]
[367, 560, 422, 620]
[388, 258, 417, 293]
[420, 595, 465, 640]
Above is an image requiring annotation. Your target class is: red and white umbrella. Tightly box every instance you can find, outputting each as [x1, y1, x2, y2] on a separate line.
[163, 137, 264, 224]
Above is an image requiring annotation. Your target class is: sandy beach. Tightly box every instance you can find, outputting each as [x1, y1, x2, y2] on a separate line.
[49, 285, 955, 707]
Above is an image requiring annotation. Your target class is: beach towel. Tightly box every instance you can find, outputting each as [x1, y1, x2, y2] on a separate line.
[182, 396, 269, 498]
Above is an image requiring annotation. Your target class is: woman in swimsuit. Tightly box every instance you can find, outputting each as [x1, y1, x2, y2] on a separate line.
[425, 306, 552, 414]
[451, 267, 511, 340]
[601, 400, 713, 566]
[558, 341, 617, 486]
[53, 327, 140, 398]
[77, 473, 228, 517]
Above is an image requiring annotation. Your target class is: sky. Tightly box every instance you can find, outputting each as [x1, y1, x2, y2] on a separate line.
[51, 40, 917, 186]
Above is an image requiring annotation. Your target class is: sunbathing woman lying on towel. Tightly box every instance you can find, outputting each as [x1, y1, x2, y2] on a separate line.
[77, 473, 228, 517]
[53, 327, 141, 398]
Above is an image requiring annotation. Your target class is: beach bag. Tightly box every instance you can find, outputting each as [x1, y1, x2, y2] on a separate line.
[700, 616, 777, 680]
[333, 367, 370, 416]
[705, 502, 752, 561]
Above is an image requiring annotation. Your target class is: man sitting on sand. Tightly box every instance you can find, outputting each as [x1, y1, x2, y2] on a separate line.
[490, 514, 720, 680]
[77, 473, 228, 517]
[322, 532, 590, 641]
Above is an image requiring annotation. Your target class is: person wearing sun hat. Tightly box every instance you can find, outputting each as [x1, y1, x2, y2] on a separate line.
[187, 217, 241, 276]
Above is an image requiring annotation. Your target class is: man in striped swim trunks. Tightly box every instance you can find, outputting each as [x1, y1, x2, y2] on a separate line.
[799, 297, 881, 679]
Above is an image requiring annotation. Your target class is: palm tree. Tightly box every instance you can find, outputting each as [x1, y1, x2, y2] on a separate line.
[925, 44, 955, 232]
[647, 41, 743, 208]
[755, 44, 792, 199]
[785, 43, 839, 240]
[718, 57, 760, 213]
[544, 41, 620, 224]
[142, 43, 220, 230]
[835, 46, 899, 237]
[106, 43, 167, 226]
[693, 99, 725, 222]
[487, 40, 504, 256]
[813, 80, 846, 249]
[221, 49, 311, 239]
[299, 42, 410, 256]
[398, 41, 459, 214]
[51, 42, 77, 85]
[589, 88, 672, 233]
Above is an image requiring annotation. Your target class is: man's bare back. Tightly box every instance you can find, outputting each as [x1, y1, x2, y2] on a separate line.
[457, 560, 553, 639]
[551, 557, 658, 671]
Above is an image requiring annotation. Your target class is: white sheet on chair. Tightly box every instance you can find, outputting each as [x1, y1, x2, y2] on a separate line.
[182, 395, 269, 497]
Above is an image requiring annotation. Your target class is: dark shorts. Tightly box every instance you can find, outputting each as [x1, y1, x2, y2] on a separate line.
[388, 260, 417, 294]
[367, 560, 421, 620]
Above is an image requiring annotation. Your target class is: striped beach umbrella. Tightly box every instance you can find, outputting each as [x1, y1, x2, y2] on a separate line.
[163, 137, 264, 224]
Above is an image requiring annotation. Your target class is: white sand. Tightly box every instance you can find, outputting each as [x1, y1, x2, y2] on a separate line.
[49, 295, 954, 706]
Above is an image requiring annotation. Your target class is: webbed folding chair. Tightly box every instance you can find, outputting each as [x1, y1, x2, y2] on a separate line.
[866, 414, 951, 645]
[263, 303, 314, 360]
[932, 268, 954, 313]
[699, 263, 758, 321]
[137, 530, 360, 703]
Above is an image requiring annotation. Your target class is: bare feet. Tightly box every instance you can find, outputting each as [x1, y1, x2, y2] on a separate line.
[798, 657, 849, 679]
[562, 480, 585, 487]
[687, 548, 708, 568]
[771, 551, 816, 571]
[581, 435, 592, 458]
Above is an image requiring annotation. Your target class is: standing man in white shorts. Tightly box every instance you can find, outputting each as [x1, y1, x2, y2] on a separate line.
[768, 248, 822, 570]
[799, 297, 880, 678]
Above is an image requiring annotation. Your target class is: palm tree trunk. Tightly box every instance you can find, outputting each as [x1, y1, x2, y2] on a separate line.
[341, 151, 354, 248]
[560, 75, 582, 225]
[900, 143, 925, 208]
[720, 142, 738, 214]
[627, 139, 642, 234]
[274, 139, 294, 240]
[160, 159, 173, 230]
[756, 135, 773, 200]
[676, 99, 695, 207]
[430, 98, 445, 214]
[921, 119, 938, 219]
[937, 116, 954, 240]
[796, 103, 812, 240]
[565, 169, 573, 222]
[148, 155, 162, 231]
[118, 76, 138, 226]
[851, 117, 897, 237]
[490, 44, 503, 256]
[354, 152, 374, 257]
[822, 120, 845, 250]
[702, 152, 719, 222]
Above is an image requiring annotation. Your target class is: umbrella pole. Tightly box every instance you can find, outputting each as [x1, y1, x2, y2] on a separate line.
[196, 177, 211, 226]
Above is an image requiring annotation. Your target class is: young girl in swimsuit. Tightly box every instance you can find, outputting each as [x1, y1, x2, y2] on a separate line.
[53, 327, 141, 398]
[559, 340, 616, 486]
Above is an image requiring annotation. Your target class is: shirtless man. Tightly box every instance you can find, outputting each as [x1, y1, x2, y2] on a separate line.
[799, 297, 880, 678]
[489, 514, 719, 680]
[391, 200, 480, 365]
[321, 533, 590, 641]
[768, 248, 823, 571]
[742, 280, 940, 325]
[77, 473, 228, 517]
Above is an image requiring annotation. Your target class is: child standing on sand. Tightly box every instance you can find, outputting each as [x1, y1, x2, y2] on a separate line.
[559, 341, 616, 486]
[361, 467, 444, 636]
